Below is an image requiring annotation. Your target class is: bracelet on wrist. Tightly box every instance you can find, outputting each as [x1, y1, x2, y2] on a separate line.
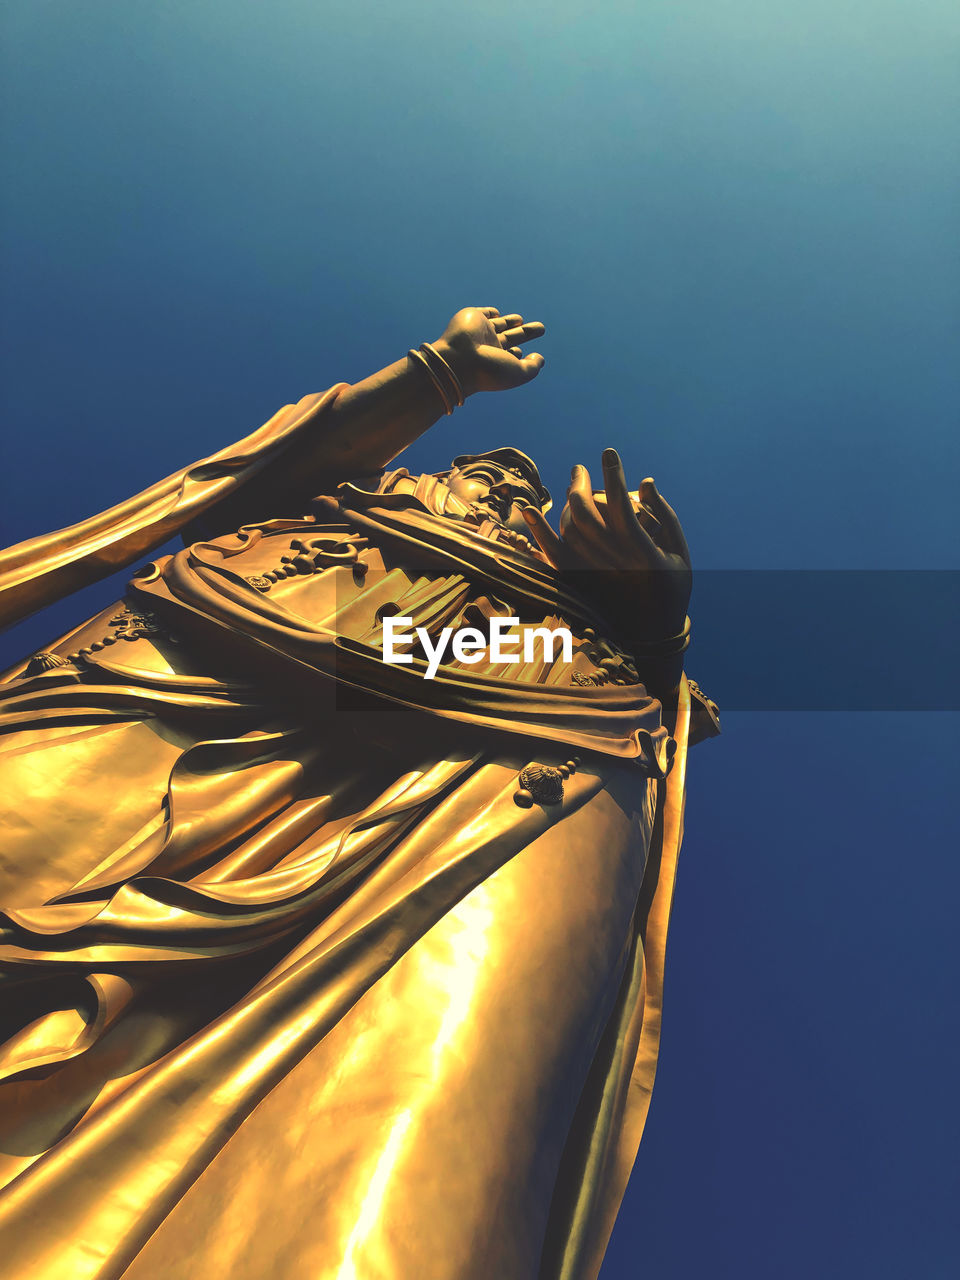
[408, 348, 453, 414]
[420, 342, 465, 406]
[407, 342, 465, 415]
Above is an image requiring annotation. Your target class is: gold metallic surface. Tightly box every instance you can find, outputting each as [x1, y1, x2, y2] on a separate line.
[0, 307, 714, 1278]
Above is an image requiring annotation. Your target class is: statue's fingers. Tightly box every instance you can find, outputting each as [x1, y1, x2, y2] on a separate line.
[639, 479, 691, 562]
[600, 449, 661, 567]
[493, 313, 523, 332]
[500, 321, 546, 346]
[600, 449, 647, 535]
[567, 465, 605, 529]
[599, 448, 635, 519]
[479, 307, 500, 318]
[509, 346, 523, 358]
[516, 352, 545, 381]
[521, 508, 564, 566]
[565, 465, 634, 565]
[621, 487, 665, 540]
[559, 520, 612, 570]
[632, 501, 663, 537]
[563, 509, 636, 571]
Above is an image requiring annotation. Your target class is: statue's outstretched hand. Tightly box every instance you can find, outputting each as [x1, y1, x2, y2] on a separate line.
[435, 307, 545, 396]
[522, 448, 692, 645]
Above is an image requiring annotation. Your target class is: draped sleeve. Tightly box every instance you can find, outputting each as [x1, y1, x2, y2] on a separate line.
[0, 386, 348, 630]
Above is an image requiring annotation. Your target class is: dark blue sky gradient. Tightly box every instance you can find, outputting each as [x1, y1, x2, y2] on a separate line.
[1, 3, 957, 1275]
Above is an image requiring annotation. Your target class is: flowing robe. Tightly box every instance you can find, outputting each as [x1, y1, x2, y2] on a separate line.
[0, 390, 711, 1280]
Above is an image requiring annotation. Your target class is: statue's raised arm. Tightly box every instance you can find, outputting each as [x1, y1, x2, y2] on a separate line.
[0, 306, 545, 630]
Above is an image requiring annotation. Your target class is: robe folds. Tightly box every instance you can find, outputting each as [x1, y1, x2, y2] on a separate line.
[0, 389, 711, 1280]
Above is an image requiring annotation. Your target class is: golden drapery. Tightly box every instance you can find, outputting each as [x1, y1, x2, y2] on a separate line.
[0, 390, 704, 1279]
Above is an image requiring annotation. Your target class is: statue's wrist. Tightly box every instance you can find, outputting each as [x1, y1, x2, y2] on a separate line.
[626, 628, 688, 728]
[620, 613, 690, 654]
[430, 337, 478, 399]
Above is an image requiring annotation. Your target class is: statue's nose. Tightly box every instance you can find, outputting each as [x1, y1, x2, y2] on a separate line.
[486, 483, 516, 515]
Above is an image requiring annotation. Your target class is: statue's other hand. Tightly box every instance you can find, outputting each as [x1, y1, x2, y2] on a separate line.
[522, 448, 692, 646]
[433, 307, 545, 396]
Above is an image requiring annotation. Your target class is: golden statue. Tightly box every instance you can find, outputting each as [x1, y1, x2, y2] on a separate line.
[0, 307, 718, 1279]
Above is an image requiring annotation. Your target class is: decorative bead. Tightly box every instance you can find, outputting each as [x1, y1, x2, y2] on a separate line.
[24, 652, 69, 676]
[565, 760, 578, 772]
[514, 789, 534, 808]
[558, 765, 570, 778]
[517, 764, 564, 805]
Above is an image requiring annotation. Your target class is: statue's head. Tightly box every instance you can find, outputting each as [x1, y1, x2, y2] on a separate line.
[441, 448, 551, 537]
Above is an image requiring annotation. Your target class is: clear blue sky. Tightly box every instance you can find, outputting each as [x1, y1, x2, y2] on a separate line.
[1, 2, 957, 1274]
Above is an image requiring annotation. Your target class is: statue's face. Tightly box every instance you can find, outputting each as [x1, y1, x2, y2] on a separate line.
[443, 460, 543, 536]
